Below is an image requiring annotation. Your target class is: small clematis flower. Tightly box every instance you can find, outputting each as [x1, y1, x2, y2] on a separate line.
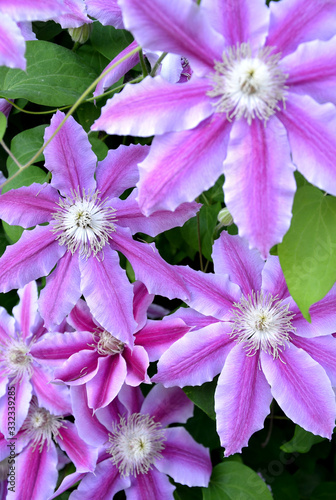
[153, 232, 336, 456]
[53, 384, 212, 499]
[0, 397, 98, 500]
[0, 111, 198, 339]
[31, 281, 190, 411]
[93, 0, 336, 257]
[0, 281, 71, 437]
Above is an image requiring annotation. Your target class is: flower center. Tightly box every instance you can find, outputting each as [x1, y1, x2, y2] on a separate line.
[207, 43, 288, 124]
[22, 398, 65, 451]
[51, 188, 117, 259]
[107, 413, 166, 477]
[95, 330, 125, 356]
[0, 337, 33, 383]
[230, 291, 295, 358]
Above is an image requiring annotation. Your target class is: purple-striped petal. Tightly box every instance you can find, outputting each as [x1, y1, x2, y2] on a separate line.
[86, 0, 124, 28]
[215, 344, 272, 456]
[94, 40, 140, 97]
[261, 345, 336, 438]
[87, 355, 127, 410]
[111, 227, 189, 301]
[68, 298, 97, 332]
[38, 251, 81, 329]
[44, 111, 96, 197]
[141, 385, 193, 427]
[0, 377, 31, 437]
[117, 385, 143, 416]
[291, 334, 336, 386]
[54, 349, 100, 385]
[13, 443, 58, 500]
[96, 144, 149, 199]
[278, 94, 336, 196]
[0, 225, 66, 293]
[12, 281, 38, 341]
[0, 308, 15, 342]
[51, 0, 91, 29]
[79, 246, 137, 345]
[49, 472, 86, 500]
[137, 114, 232, 215]
[0, 14, 26, 69]
[224, 117, 296, 258]
[0, 1, 66, 21]
[177, 265, 241, 320]
[71, 385, 109, 446]
[266, 0, 336, 57]
[212, 232, 264, 295]
[70, 460, 130, 500]
[157, 427, 211, 487]
[128, 467, 175, 500]
[284, 37, 336, 105]
[0, 183, 58, 227]
[154, 322, 233, 388]
[123, 345, 149, 386]
[31, 364, 71, 415]
[133, 282, 154, 332]
[135, 317, 190, 362]
[202, 0, 269, 50]
[31, 330, 93, 366]
[56, 421, 98, 472]
[113, 190, 200, 237]
[93, 76, 214, 137]
[119, 0, 224, 76]
[261, 255, 290, 300]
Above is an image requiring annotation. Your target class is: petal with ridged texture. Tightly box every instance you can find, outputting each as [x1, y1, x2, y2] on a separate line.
[128, 468, 175, 500]
[141, 385, 193, 427]
[56, 421, 98, 472]
[31, 364, 71, 415]
[86, 0, 124, 28]
[12, 281, 39, 341]
[86, 355, 127, 410]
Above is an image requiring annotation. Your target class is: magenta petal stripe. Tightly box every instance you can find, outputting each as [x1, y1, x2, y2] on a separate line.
[128, 467, 176, 500]
[141, 385, 193, 427]
[86, 355, 127, 410]
[13, 281, 38, 341]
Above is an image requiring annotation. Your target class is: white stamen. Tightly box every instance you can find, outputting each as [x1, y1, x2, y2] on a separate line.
[0, 335, 34, 384]
[207, 42, 288, 124]
[230, 291, 295, 358]
[107, 413, 166, 477]
[51, 188, 117, 259]
[94, 329, 124, 356]
[22, 398, 66, 452]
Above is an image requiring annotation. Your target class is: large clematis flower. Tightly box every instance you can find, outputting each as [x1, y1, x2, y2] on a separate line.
[52, 384, 212, 500]
[0, 111, 197, 340]
[93, 0, 336, 257]
[153, 232, 336, 456]
[0, 0, 90, 70]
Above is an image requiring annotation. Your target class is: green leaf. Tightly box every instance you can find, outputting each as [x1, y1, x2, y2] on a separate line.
[91, 24, 134, 61]
[0, 41, 97, 106]
[278, 185, 336, 320]
[2, 221, 24, 244]
[184, 379, 217, 420]
[280, 425, 325, 454]
[203, 462, 273, 500]
[0, 112, 7, 141]
[6, 125, 46, 176]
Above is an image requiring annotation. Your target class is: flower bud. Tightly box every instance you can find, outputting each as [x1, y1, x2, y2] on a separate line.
[217, 207, 234, 226]
[68, 24, 92, 45]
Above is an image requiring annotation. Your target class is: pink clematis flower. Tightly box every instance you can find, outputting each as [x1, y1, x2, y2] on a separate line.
[0, 281, 71, 438]
[0, 0, 90, 70]
[31, 281, 189, 411]
[153, 232, 336, 456]
[52, 384, 212, 500]
[0, 111, 197, 339]
[0, 397, 98, 500]
[93, 0, 336, 257]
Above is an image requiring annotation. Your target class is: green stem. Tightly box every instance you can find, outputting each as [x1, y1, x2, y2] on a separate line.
[150, 52, 168, 77]
[0, 139, 23, 170]
[0, 45, 142, 190]
[196, 202, 204, 272]
[139, 49, 149, 77]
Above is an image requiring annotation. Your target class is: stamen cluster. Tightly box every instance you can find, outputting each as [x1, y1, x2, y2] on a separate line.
[0, 335, 34, 383]
[94, 329, 125, 356]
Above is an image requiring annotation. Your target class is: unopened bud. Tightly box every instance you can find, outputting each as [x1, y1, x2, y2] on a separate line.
[68, 24, 92, 45]
[217, 207, 233, 226]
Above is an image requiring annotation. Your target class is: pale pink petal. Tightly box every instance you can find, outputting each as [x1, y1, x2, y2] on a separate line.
[261, 255, 290, 300]
[31, 330, 93, 367]
[137, 114, 232, 215]
[0, 377, 31, 437]
[0, 15, 27, 70]
[86, 0, 124, 28]
[135, 317, 190, 362]
[157, 427, 211, 487]
[133, 282, 154, 332]
[127, 468, 175, 500]
[261, 345, 336, 438]
[52, 0, 91, 28]
[277, 94, 336, 196]
[93, 76, 214, 136]
[54, 349, 100, 385]
[283, 37, 336, 105]
[223, 117, 296, 258]
[12, 281, 39, 340]
[117, 385, 144, 416]
[154, 322, 233, 388]
[0, 0, 66, 21]
[44, 111, 96, 197]
[113, 190, 200, 237]
[266, 0, 336, 57]
[96, 144, 149, 199]
[119, 0, 224, 76]
[0, 225, 66, 293]
[212, 232, 264, 295]
[79, 247, 137, 345]
[31, 364, 71, 415]
[49, 472, 86, 500]
[0, 183, 58, 227]
[215, 344, 272, 456]
[68, 299, 97, 332]
[141, 385, 193, 427]
[124, 345, 149, 386]
[87, 355, 127, 410]
[56, 421, 98, 472]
